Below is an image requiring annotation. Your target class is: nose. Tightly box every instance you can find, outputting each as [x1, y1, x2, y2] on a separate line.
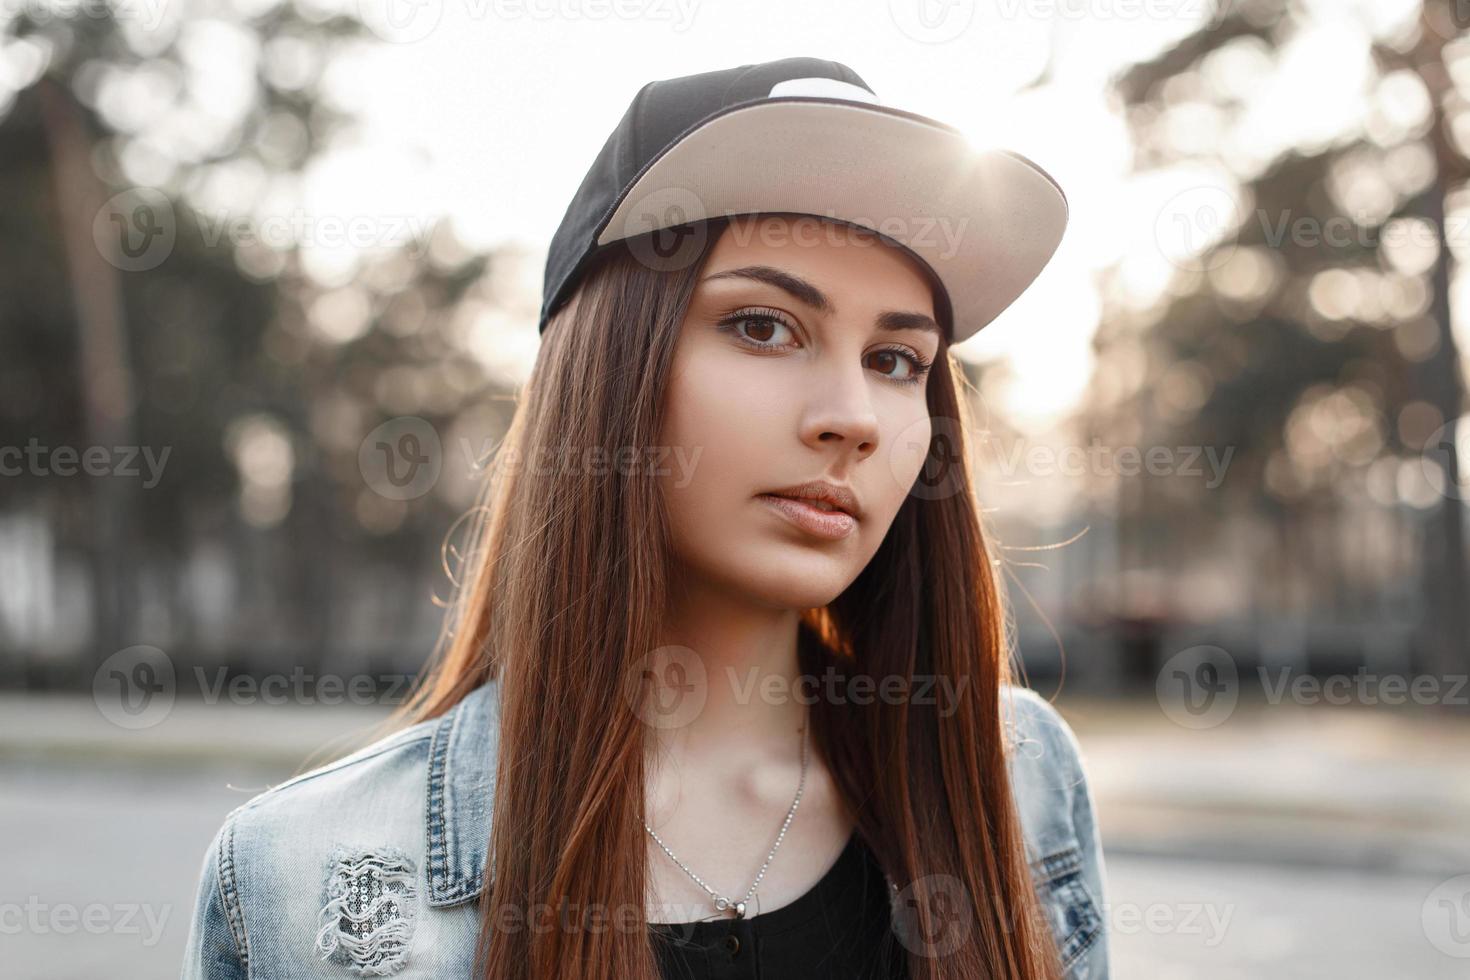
[798, 361, 881, 460]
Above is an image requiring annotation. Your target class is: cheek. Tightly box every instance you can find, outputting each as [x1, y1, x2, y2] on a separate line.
[658, 351, 786, 526]
[664, 329, 832, 462]
[880, 413, 933, 506]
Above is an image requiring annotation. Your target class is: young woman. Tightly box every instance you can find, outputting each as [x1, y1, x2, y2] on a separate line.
[182, 57, 1107, 980]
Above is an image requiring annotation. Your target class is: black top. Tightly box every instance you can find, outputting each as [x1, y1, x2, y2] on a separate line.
[648, 833, 909, 979]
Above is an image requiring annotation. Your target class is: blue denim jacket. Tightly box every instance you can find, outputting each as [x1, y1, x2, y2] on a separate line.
[181, 681, 1108, 979]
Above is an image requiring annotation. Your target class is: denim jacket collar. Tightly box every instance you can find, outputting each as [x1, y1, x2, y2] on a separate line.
[421, 677, 1083, 907]
[424, 678, 500, 907]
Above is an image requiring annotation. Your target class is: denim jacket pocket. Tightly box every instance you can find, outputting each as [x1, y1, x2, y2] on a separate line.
[1029, 842, 1103, 977]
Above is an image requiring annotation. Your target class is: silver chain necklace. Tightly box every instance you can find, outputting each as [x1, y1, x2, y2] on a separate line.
[644, 721, 809, 920]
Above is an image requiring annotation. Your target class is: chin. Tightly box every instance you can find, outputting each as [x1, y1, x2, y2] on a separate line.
[719, 548, 857, 610]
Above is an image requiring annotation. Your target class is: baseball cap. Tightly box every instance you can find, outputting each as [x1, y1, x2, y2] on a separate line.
[538, 56, 1068, 345]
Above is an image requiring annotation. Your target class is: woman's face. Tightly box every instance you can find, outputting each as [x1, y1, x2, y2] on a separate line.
[658, 214, 942, 609]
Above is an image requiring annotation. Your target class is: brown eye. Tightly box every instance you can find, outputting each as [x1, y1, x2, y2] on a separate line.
[717, 309, 798, 349]
[741, 317, 777, 343]
[866, 346, 933, 387]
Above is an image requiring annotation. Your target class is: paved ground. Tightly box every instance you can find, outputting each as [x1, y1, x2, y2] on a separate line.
[1, 691, 1467, 978]
[1107, 853, 1463, 979]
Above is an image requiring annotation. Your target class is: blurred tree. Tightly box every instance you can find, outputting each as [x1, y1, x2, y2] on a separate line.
[1091, 0, 1469, 689]
[0, 2, 502, 685]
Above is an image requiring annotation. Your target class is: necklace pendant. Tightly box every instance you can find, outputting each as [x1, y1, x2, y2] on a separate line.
[712, 897, 746, 918]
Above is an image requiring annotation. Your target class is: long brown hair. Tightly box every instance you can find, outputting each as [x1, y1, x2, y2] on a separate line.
[379, 216, 1064, 980]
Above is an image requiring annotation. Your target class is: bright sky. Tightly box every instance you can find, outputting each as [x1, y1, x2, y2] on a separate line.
[211, 0, 1430, 428]
[274, 0, 1207, 431]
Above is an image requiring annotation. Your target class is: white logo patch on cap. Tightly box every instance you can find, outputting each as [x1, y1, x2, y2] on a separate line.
[767, 76, 880, 105]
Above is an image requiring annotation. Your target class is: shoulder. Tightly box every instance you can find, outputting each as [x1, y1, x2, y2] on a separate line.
[219, 709, 441, 861]
[217, 715, 440, 859]
[997, 683, 1093, 852]
[1000, 684, 1087, 780]
[998, 684, 1110, 978]
[184, 716, 443, 979]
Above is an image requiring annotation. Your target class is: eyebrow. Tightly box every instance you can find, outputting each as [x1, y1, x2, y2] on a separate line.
[700, 265, 943, 337]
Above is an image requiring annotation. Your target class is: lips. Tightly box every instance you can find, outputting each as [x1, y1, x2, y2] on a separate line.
[756, 490, 860, 541]
[758, 481, 861, 520]
[768, 494, 846, 516]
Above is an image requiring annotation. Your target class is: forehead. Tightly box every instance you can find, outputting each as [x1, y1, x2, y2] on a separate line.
[700, 214, 938, 316]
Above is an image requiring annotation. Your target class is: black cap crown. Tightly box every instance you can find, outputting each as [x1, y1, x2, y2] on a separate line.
[538, 58, 874, 332]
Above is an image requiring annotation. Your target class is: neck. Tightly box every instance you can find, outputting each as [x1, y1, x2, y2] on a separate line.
[646, 571, 809, 764]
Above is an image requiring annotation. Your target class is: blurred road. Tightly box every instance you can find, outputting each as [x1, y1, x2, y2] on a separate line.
[1, 691, 1467, 979]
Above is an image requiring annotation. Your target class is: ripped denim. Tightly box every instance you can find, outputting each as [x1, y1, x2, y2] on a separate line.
[313, 845, 419, 976]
